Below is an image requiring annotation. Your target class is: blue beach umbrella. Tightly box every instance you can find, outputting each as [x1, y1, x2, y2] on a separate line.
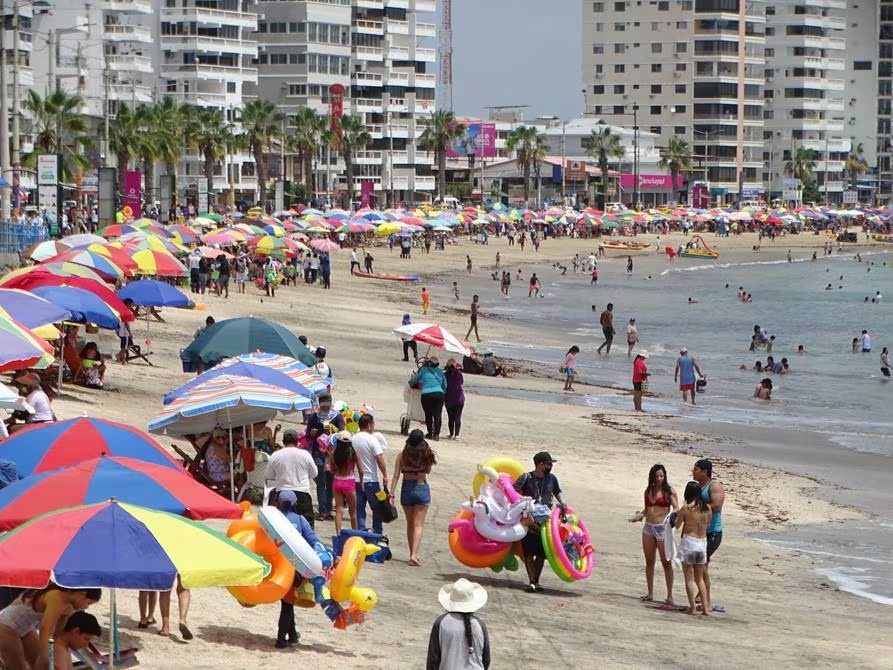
[117, 280, 194, 308]
[0, 288, 71, 327]
[30, 285, 120, 330]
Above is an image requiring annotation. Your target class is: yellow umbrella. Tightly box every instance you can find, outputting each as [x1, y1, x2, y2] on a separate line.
[375, 222, 403, 236]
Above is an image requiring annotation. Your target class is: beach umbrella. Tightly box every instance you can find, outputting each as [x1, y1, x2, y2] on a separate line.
[250, 234, 288, 255]
[0, 417, 180, 477]
[197, 212, 224, 223]
[202, 229, 247, 246]
[164, 354, 329, 406]
[82, 243, 139, 275]
[21, 240, 70, 262]
[192, 216, 218, 228]
[99, 224, 140, 238]
[30, 286, 120, 330]
[392, 322, 472, 356]
[194, 246, 234, 260]
[281, 237, 310, 254]
[0, 273, 135, 322]
[168, 224, 200, 244]
[0, 288, 71, 327]
[0, 312, 55, 371]
[129, 248, 188, 277]
[6, 262, 108, 285]
[42, 250, 130, 280]
[0, 384, 32, 413]
[117, 280, 193, 308]
[148, 374, 311, 437]
[310, 238, 339, 253]
[181, 316, 317, 366]
[61, 233, 108, 248]
[233, 222, 265, 236]
[375, 222, 402, 236]
[0, 500, 268, 589]
[0, 456, 242, 531]
[262, 223, 286, 237]
[118, 234, 187, 256]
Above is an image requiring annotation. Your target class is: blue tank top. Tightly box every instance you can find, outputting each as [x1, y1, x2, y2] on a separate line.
[677, 356, 696, 385]
[701, 479, 722, 533]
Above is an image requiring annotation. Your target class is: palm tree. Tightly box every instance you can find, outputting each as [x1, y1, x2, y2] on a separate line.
[844, 142, 869, 191]
[133, 105, 162, 208]
[585, 127, 625, 207]
[22, 89, 92, 181]
[657, 137, 693, 205]
[288, 108, 326, 199]
[784, 146, 818, 182]
[505, 125, 548, 205]
[238, 100, 284, 204]
[336, 114, 371, 208]
[418, 110, 466, 202]
[152, 96, 190, 204]
[186, 107, 232, 198]
[108, 102, 143, 197]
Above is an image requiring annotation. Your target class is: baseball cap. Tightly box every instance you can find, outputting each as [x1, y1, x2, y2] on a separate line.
[680, 347, 688, 353]
[282, 429, 299, 444]
[277, 490, 298, 506]
[533, 451, 556, 465]
[637, 350, 649, 358]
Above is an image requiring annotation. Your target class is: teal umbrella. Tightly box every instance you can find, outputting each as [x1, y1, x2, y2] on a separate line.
[181, 316, 316, 366]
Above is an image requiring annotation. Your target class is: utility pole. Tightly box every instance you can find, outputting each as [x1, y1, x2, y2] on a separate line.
[11, 0, 21, 199]
[632, 102, 639, 210]
[0, 11, 10, 220]
[103, 67, 110, 167]
[47, 29, 55, 92]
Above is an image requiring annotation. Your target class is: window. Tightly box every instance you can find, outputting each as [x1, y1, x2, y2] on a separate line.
[594, 105, 603, 114]
[614, 105, 626, 114]
[675, 84, 686, 94]
[650, 126, 662, 134]
[615, 84, 626, 93]
[614, 43, 626, 54]
[614, 1, 625, 10]
[681, 0, 692, 8]
[593, 1, 604, 10]
[674, 104, 686, 113]
[288, 84, 307, 96]
[593, 44, 605, 54]
[676, 42, 687, 53]
[659, 1, 669, 9]
[594, 85, 605, 94]
[854, 61, 873, 70]
[676, 21, 688, 29]
[595, 64, 604, 73]
[652, 21, 660, 30]
[614, 22, 626, 31]
[651, 84, 662, 93]
[763, 110, 774, 119]
[650, 105, 662, 114]
[764, 48, 774, 57]
[166, 80, 176, 92]
[652, 42, 663, 54]
[595, 22, 603, 31]
[615, 64, 626, 73]
[652, 63, 662, 73]
[676, 63, 686, 71]
[227, 82, 236, 94]
[675, 126, 686, 134]
[764, 89, 774, 98]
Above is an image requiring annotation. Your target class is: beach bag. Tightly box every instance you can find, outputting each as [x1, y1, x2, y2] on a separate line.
[331, 529, 392, 563]
[375, 487, 399, 523]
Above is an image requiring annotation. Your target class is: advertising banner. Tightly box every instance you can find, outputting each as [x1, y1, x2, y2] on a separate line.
[37, 155, 60, 185]
[445, 123, 496, 159]
[82, 170, 99, 195]
[619, 173, 683, 190]
[566, 160, 588, 182]
[360, 180, 374, 208]
[123, 170, 141, 216]
[329, 84, 345, 139]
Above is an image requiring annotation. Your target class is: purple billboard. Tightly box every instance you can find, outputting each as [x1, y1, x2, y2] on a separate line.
[446, 123, 496, 159]
[619, 173, 683, 190]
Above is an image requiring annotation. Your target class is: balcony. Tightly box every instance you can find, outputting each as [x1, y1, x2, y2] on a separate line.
[415, 0, 437, 11]
[801, 139, 849, 153]
[103, 24, 153, 43]
[354, 45, 384, 61]
[161, 35, 257, 57]
[388, 97, 408, 112]
[100, 0, 153, 13]
[385, 0, 409, 8]
[386, 19, 409, 35]
[355, 0, 383, 8]
[415, 100, 433, 114]
[414, 175, 436, 191]
[388, 45, 410, 60]
[353, 71, 383, 86]
[165, 7, 257, 29]
[166, 90, 230, 106]
[414, 47, 436, 62]
[106, 54, 154, 73]
[411, 72, 435, 88]
[386, 71, 410, 86]
[355, 150, 384, 164]
[389, 122, 410, 137]
[354, 19, 383, 35]
[415, 21, 437, 37]
[390, 150, 410, 164]
[108, 82, 154, 103]
[352, 97, 382, 112]
[160, 63, 258, 82]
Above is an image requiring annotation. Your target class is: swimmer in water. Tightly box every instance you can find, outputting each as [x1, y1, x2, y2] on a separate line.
[881, 347, 890, 378]
[754, 378, 772, 400]
[797, 344, 806, 354]
[687, 297, 699, 304]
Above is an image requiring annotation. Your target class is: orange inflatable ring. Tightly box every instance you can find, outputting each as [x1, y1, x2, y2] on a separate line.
[122, 205, 133, 218]
[447, 510, 512, 569]
[226, 528, 295, 606]
[227, 501, 260, 537]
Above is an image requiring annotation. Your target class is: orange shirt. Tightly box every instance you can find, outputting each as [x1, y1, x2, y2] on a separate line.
[421, 290, 430, 304]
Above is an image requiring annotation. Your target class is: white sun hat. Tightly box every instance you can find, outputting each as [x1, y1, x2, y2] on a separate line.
[437, 578, 488, 613]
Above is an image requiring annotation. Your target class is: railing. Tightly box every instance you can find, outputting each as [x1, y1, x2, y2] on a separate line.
[352, 71, 383, 84]
[100, 0, 153, 13]
[0, 221, 48, 255]
[354, 45, 384, 59]
[162, 63, 258, 79]
[106, 54, 153, 72]
[386, 19, 409, 34]
[103, 24, 153, 42]
[354, 19, 383, 32]
[415, 47, 436, 61]
[415, 22, 436, 35]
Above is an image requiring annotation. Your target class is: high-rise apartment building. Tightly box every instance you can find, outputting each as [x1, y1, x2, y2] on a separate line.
[878, 0, 893, 201]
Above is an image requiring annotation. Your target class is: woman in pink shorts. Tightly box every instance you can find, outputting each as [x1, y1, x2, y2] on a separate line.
[327, 431, 363, 534]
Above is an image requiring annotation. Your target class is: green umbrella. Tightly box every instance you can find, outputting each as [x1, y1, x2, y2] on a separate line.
[600, 221, 620, 229]
[198, 212, 224, 223]
[181, 316, 317, 366]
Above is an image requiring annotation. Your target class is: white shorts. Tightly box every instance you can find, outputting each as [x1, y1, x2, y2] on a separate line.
[679, 534, 707, 565]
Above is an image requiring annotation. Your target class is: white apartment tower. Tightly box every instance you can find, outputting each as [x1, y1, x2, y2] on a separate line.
[763, 0, 849, 200]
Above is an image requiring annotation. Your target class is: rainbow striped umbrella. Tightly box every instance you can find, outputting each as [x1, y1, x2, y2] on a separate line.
[43, 250, 130, 280]
[129, 248, 188, 277]
[262, 223, 286, 237]
[82, 243, 139, 275]
[21, 240, 71, 262]
[249, 234, 288, 255]
[0, 311, 55, 371]
[99, 224, 141, 238]
[233, 222, 265, 236]
[13, 262, 108, 284]
[202, 229, 248, 246]
[168, 224, 201, 244]
[0, 500, 268, 589]
[148, 374, 312, 436]
[117, 231, 187, 254]
[0, 288, 71, 327]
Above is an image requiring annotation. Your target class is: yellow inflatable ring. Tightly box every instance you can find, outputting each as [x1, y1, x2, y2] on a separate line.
[330, 536, 378, 612]
[226, 528, 295, 606]
[472, 457, 525, 496]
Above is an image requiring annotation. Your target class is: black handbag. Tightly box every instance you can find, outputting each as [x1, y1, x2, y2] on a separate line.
[377, 487, 399, 523]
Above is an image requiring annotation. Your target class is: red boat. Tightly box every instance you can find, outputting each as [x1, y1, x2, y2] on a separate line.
[351, 270, 419, 282]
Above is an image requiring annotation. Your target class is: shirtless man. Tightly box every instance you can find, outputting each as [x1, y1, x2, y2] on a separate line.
[465, 295, 481, 342]
[54, 612, 102, 670]
[596, 303, 615, 355]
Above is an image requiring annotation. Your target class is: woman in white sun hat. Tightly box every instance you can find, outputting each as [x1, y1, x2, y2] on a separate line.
[426, 578, 491, 670]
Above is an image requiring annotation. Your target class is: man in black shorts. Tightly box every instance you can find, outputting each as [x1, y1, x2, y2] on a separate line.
[597, 303, 615, 355]
[513, 452, 567, 593]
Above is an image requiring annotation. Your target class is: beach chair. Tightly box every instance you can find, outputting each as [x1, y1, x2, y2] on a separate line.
[237, 450, 269, 504]
[172, 441, 234, 500]
[71, 644, 139, 669]
[124, 343, 153, 366]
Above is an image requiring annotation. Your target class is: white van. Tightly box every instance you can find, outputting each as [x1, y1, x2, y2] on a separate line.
[434, 196, 461, 210]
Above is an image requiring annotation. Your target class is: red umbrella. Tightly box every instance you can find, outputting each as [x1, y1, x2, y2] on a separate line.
[310, 239, 340, 253]
[0, 271, 136, 321]
[0, 456, 241, 530]
[392, 322, 472, 356]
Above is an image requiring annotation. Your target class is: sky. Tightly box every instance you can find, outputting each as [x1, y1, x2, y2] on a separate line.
[451, 0, 583, 122]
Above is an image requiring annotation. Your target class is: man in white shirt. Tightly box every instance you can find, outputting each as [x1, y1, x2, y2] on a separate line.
[351, 414, 388, 533]
[266, 429, 318, 526]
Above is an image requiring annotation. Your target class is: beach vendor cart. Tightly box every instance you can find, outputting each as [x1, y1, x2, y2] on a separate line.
[391, 323, 473, 435]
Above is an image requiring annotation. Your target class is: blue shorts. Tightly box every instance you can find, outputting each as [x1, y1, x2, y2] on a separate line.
[400, 480, 431, 507]
[565, 367, 575, 378]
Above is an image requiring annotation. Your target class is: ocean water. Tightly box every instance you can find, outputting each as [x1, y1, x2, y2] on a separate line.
[479, 247, 893, 605]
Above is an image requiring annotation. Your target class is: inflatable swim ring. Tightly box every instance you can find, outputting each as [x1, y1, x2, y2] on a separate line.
[472, 457, 525, 496]
[448, 510, 511, 568]
[540, 506, 594, 582]
[226, 527, 295, 605]
[330, 536, 379, 612]
[258, 506, 331, 578]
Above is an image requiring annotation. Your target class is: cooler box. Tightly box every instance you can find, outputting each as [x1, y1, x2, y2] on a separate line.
[331, 528, 391, 564]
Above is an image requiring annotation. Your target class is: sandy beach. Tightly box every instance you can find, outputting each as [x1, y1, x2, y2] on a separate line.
[51, 229, 892, 669]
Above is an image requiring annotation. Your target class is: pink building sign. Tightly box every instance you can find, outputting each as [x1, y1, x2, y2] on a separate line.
[619, 174, 683, 190]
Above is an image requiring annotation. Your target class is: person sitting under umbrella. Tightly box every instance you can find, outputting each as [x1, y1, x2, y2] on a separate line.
[79, 342, 106, 390]
[54, 611, 102, 670]
[5, 373, 54, 434]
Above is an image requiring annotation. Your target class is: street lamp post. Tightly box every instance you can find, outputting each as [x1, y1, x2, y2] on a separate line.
[632, 102, 639, 210]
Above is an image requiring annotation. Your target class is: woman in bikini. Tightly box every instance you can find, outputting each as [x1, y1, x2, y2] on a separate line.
[327, 432, 362, 535]
[675, 480, 713, 615]
[632, 464, 678, 604]
[390, 429, 437, 566]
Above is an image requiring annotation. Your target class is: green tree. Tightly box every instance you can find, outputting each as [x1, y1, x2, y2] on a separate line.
[844, 142, 869, 191]
[335, 114, 371, 208]
[22, 89, 92, 181]
[238, 99, 284, 204]
[657, 137, 693, 205]
[505, 125, 548, 205]
[419, 110, 466, 202]
[585, 127, 624, 208]
[152, 96, 190, 205]
[108, 102, 143, 198]
[288, 108, 326, 200]
[186, 108, 232, 198]
[784, 146, 818, 182]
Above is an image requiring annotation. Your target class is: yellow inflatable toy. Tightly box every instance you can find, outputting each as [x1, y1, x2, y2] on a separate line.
[471, 457, 525, 496]
[330, 536, 379, 612]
